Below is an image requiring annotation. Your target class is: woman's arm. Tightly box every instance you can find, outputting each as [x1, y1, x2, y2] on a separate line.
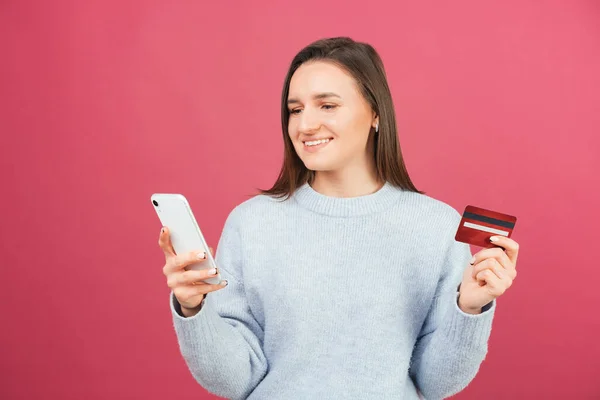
[170, 209, 268, 400]
[408, 234, 496, 399]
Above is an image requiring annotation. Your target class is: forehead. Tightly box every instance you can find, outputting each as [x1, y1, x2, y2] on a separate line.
[288, 61, 359, 98]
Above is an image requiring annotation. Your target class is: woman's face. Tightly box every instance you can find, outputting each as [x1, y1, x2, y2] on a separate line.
[287, 61, 377, 174]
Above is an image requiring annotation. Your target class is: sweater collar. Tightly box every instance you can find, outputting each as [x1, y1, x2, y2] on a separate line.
[292, 181, 402, 217]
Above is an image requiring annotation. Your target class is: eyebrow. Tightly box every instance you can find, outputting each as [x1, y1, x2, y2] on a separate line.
[287, 92, 342, 105]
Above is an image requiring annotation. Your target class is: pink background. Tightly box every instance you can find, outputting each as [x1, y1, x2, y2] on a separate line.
[1, 1, 599, 398]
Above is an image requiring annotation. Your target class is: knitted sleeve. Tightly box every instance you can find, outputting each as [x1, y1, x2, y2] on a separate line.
[169, 207, 268, 400]
[408, 212, 496, 399]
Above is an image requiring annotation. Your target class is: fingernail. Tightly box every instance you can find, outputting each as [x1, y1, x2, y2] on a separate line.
[490, 237, 499, 242]
[470, 256, 476, 265]
[221, 280, 228, 286]
[197, 252, 206, 259]
[161, 227, 164, 233]
[208, 268, 217, 275]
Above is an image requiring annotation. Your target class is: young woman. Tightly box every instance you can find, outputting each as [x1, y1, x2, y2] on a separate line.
[159, 37, 519, 399]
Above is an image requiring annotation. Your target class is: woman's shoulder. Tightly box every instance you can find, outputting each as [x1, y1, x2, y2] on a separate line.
[400, 190, 463, 228]
[222, 192, 291, 227]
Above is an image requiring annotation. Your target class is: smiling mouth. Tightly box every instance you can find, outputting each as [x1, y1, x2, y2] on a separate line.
[303, 138, 333, 147]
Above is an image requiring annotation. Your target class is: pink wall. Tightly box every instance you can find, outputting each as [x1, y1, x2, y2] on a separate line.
[1, 1, 598, 398]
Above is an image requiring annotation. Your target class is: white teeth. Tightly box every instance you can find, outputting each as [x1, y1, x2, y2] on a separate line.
[304, 138, 331, 146]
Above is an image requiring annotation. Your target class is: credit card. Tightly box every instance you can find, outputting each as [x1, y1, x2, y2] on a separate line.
[455, 205, 517, 248]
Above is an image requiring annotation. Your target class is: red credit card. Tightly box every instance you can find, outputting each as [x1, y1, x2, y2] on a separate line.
[455, 205, 517, 248]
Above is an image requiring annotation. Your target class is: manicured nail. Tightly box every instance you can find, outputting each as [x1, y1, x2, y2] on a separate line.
[197, 252, 206, 259]
[490, 236, 499, 242]
[161, 227, 164, 233]
[208, 268, 217, 275]
[470, 256, 476, 265]
[221, 280, 228, 286]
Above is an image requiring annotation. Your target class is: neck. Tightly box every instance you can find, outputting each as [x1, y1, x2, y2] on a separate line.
[311, 160, 382, 198]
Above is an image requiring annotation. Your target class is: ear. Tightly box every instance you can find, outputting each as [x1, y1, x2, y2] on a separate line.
[372, 114, 379, 129]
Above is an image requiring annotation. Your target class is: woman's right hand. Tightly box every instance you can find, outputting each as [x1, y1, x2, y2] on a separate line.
[159, 227, 227, 314]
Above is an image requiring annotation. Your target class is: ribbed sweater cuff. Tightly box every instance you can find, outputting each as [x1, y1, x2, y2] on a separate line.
[441, 293, 496, 352]
[170, 292, 220, 347]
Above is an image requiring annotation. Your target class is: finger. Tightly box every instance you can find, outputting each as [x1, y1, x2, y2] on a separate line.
[195, 280, 228, 295]
[159, 227, 176, 258]
[470, 247, 512, 270]
[474, 258, 506, 281]
[489, 236, 520, 266]
[163, 250, 208, 274]
[471, 251, 513, 280]
[478, 269, 509, 297]
[167, 268, 219, 288]
[175, 280, 229, 301]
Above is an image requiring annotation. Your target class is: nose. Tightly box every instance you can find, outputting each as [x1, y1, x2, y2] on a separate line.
[296, 108, 321, 135]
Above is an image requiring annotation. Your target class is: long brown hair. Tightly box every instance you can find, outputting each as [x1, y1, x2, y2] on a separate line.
[259, 36, 423, 199]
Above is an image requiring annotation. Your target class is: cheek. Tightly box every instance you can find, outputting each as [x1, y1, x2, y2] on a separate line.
[324, 110, 365, 139]
[330, 119, 369, 147]
[287, 123, 302, 151]
[322, 115, 339, 131]
[287, 119, 298, 138]
[345, 132, 369, 153]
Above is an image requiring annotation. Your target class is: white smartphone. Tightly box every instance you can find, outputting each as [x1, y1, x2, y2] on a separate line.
[151, 193, 222, 285]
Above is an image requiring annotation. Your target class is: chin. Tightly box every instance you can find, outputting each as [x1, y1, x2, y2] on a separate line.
[301, 158, 338, 172]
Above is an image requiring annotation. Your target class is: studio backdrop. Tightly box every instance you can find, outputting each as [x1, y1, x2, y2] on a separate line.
[1, 1, 598, 399]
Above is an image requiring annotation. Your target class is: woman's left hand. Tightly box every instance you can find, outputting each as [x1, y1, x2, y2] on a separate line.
[458, 236, 519, 314]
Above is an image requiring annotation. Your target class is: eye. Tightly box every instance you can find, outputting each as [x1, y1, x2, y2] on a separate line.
[289, 109, 302, 115]
[322, 104, 337, 110]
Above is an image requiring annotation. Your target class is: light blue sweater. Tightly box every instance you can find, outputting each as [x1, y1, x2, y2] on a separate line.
[170, 182, 496, 399]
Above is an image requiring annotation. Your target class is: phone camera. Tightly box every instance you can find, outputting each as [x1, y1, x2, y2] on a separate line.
[152, 200, 159, 207]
